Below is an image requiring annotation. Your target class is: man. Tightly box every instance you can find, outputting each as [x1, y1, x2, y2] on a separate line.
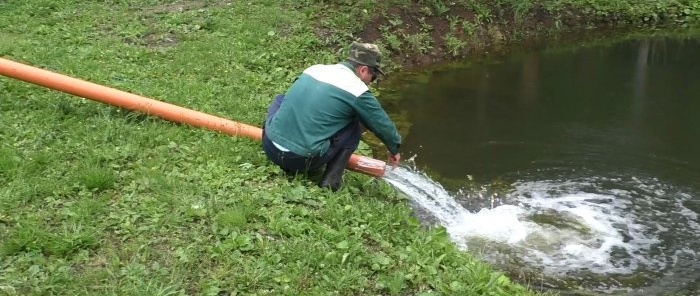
[262, 41, 401, 191]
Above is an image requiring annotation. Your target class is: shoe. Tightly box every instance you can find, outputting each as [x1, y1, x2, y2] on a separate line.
[318, 149, 353, 192]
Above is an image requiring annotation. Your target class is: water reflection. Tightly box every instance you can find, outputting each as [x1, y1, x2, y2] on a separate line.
[385, 35, 700, 189]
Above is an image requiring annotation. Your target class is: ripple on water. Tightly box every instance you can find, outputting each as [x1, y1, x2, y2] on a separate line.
[383, 168, 700, 294]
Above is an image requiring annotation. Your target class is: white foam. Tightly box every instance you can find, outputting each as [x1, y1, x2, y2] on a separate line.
[452, 205, 530, 244]
[382, 167, 697, 276]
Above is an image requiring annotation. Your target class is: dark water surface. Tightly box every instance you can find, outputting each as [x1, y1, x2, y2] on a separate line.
[383, 34, 700, 295]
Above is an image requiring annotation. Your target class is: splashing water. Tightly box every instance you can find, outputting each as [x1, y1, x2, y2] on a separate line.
[382, 166, 700, 292]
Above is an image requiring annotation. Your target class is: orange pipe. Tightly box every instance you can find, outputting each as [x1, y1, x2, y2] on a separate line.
[0, 57, 387, 177]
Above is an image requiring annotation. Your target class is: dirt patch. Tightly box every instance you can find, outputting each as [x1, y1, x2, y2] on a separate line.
[143, 0, 231, 15]
[122, 31, 178, 49]
[122, 0, 233, 49]
[124, 31, 179, 49]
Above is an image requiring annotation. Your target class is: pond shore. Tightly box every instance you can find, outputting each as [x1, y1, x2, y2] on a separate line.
[313, 1, 699, 69]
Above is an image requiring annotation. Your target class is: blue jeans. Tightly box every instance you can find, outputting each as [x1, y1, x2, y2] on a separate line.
[262, 95, 361, 174]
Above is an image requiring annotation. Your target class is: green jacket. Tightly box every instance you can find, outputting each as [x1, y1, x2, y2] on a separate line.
[265, 62, 401, 157]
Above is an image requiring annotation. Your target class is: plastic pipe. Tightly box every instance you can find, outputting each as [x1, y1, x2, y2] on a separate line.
[0, 57, 387, 177]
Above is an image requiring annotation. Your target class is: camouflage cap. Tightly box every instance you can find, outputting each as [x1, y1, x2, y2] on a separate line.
[347, 41, 386, 78]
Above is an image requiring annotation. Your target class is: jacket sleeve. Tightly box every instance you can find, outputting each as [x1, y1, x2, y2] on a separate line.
[352, 91, 401, 155]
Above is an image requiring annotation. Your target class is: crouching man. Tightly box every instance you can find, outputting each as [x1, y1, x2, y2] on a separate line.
[262, 42, 401, 191]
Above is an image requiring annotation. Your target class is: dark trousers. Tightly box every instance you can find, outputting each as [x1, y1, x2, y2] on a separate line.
[262, 95, 361, 174]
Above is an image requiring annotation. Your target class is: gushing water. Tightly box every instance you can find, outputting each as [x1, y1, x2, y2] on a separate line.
[383, 166, 700, 293]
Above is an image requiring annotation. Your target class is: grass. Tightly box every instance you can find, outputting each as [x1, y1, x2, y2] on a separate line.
[0, 1, 547, 295]
[1, 0, 697, 295]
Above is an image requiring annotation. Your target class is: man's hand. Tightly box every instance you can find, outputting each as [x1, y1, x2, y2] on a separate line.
[388, 152, 400, 168]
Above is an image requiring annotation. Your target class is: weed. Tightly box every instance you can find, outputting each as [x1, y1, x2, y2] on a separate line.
[0, 148, 20, 180]
[77, 167, 117, 191]
[420, 0, 451, 16]
[497, 0, 534, 22]
[444, 34, 467, 56]
[387, 14, 404, 27]
[460, 0, 493, 24]
[382, 28, 404, 52]
[420, 6, 434, 17]
[462, 20, 479, 38]
[215, 207, 250, 230]
[404, 32, 433, 54]
[419, 17, 434, 32]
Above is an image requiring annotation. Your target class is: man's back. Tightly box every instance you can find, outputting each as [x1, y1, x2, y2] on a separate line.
[265, 63, 369, 156]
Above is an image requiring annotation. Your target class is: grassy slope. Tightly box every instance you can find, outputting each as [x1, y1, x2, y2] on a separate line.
[0, 1, 538, 295]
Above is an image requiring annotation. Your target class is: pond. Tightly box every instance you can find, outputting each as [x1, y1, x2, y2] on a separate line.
[381, 32, 700, 295]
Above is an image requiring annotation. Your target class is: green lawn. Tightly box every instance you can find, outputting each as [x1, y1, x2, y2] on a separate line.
[0, 1, 542, 295]
[2, 0, 697, 295]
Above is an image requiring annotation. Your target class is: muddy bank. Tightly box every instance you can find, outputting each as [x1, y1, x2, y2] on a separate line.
[315, 1, 699, 70]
